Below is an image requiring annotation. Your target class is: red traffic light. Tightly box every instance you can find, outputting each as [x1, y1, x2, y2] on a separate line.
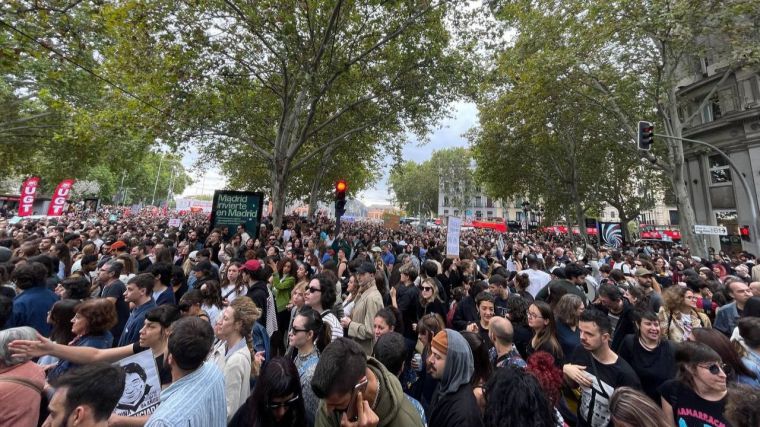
[336, 180, 347, 192]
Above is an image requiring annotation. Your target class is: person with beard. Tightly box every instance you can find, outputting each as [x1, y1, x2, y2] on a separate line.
[563, 310, 640, 427]
[426, 329, 483, 427]
[311, 338, 422, 427]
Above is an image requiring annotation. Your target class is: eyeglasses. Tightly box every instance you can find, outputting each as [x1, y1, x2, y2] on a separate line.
[527, 312, 543, 320]
[267, 395, 300, 409]
[307, 286, 322, 293]
[699, 363, 729, 376]
[421, 286, 433, 291]
[289, 327, 310, 335]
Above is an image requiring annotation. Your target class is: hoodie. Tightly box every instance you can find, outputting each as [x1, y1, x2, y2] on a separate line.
[427, 329, 484, 427]
[315, 357, 424, 427]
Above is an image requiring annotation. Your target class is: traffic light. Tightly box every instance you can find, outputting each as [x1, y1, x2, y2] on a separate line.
[638, 121, 654, 150]
[740, 225, 750, 241]
[335, 179, 347, 218]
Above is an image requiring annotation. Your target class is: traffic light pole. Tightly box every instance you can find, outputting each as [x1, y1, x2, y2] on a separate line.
[654, 133, 760, 247]
[335, 214, 342, 236]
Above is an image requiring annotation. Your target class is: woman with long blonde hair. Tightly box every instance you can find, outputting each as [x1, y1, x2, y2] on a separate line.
[213, 296, 261, 421]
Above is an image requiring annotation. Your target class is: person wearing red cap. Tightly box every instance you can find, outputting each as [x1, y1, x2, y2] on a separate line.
[110, 240, 128, 256]
[240, 260, 276, 337]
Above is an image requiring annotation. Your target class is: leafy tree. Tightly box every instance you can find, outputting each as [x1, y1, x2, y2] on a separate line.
[388, 160, 438, 217]
[79, 0, 474, 225]
[388, 147, 474, 218]
[487, 0, 760, 255]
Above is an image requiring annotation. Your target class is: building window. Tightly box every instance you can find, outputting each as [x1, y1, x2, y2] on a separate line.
[700, 94, 721, 123]
[487, 211, 493, 218]
[475, 210, 482, 218]
[739, 76, 760, 108]
[444, 209, 449, 215]
[444, 196, 449, 206]
[709, 155, 731, 185]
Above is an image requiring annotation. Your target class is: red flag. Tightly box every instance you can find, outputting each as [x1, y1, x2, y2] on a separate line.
[18, 176, 41, 217]
[47, 179, 75, 216]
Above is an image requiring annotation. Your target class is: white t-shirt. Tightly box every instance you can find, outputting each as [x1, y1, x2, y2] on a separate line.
[525, 268, 551, 298]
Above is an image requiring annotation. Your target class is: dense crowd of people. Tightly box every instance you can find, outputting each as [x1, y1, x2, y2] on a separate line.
[2, 206, 760, 427]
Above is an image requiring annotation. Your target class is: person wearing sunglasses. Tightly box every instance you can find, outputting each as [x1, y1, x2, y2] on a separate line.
[229, 357, 306, 427]
[659, 341, 731, 427]
[417, 277, 447, 321]
[658, 286, 711, 343]
[287, 308, 331, 427]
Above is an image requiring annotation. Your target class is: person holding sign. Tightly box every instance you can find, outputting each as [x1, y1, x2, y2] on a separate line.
[11, 305, 181, 426]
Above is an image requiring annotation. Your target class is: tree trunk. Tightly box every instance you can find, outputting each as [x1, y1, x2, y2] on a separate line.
[619, 217, 634, 244]
[270, 159, 290, 227]
[670, 174, 705, 256]
[569, 153, 588, 245]
[307, 144, 336, 217]
[663, 85, 706, 257]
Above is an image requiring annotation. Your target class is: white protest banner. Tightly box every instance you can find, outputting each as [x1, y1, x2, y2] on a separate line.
[446, 216, 462, 258]
[113, 350, 161, 417]
[167, 218, 182, 228]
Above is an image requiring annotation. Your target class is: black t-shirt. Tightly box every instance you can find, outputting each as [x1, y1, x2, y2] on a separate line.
[137, 256, 152, 272]
[101, 280, 129, 343]
[494, 296, 509, 317]
[513, 323, 533, 359]
[617, 334, 675, 402]
[569, 347, 641, 427]
[132, 342, 173, 386]
[658, 379, 730, 427]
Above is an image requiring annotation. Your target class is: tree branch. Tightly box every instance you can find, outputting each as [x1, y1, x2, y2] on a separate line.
[291, 121, 375, 170]
[682, 68, 735, 126]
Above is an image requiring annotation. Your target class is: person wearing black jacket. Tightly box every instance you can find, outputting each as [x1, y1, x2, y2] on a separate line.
[391, 263, 420, 343]
[421, 260, 447, 306]
[427, 329, 484, 427]
[452, 281, 485, 331]
[593, 283, 638, 352]
[240, 259, 270, 328]
[437, 258, 461, 301]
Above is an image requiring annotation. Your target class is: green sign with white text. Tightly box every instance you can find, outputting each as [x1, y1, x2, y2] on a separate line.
[210, 191, 264, 239]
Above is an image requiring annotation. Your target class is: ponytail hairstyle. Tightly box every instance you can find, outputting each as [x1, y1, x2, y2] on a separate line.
[297, 307, 331, 353]
[229, 296, 262, 361]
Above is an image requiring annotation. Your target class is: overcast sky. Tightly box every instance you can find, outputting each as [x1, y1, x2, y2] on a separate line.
[181, 101, 479, 206]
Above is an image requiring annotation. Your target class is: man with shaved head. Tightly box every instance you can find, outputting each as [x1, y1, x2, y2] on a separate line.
[489, 316, 526, 369]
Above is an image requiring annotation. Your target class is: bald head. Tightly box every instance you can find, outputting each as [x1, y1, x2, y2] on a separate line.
[489, 316, 514, 346]
[750, 282, 760, 298]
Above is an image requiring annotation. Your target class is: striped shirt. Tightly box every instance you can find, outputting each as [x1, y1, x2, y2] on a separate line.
[146, 362, 226, 427]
